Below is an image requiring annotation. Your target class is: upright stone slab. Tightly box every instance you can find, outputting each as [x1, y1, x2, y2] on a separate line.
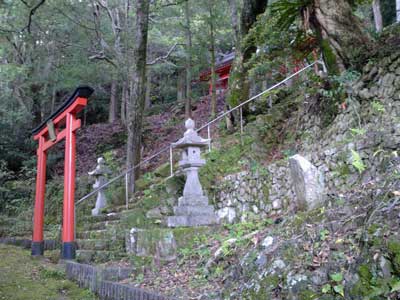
[167, 119, 218, 227]
[289, 154, 325, 211]
[89, 157, 111, 216]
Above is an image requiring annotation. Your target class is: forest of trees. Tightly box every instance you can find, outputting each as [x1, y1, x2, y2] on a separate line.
[0, 0, 399, 208]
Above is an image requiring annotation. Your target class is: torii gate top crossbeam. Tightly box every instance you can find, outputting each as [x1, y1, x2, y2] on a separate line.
[32, 86, 93, 140]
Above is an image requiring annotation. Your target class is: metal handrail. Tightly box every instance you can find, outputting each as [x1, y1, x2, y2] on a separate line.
[76, 60, 321, 206]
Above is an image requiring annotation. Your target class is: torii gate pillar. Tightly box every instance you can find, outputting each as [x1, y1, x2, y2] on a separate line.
[31, 86, 93, 259]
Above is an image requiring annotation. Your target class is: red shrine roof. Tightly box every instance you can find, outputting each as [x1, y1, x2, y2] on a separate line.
[199, 52, 235, 81]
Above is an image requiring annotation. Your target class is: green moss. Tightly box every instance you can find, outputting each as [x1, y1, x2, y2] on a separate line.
[333, 163, 351, 179]
[135, 177, 152, 191]
[200, 134, 249, 195]
[291, 208, 326, 230]
[154, 162, 171, 178]
[173, 227, 215, 248]
[299, 289, 319, 300]
[241, 274, 281, 299]
[106, 185, 126, 206]
[367, 224, 379, 235]
[358, 264, 373, 283]
[388, 240, 400, 274]
[321, 39, 339, 75]
[0, 244, 97, 300]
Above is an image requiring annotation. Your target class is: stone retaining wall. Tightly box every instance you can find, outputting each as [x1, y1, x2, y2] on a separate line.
[214, 162, 294, 223]
[66, 261, 170, 300]
[0, 237, 58, 250]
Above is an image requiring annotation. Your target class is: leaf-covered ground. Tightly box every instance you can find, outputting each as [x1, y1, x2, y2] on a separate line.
[0, 244, 97, 300]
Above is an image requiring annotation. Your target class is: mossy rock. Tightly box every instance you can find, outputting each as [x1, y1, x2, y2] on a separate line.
[165, 175, 184, 197]
[105, 185, 126, 207]
[388, 240, 400, 274]
[154, 162, 171, 178]
[135, 177, 151, 191]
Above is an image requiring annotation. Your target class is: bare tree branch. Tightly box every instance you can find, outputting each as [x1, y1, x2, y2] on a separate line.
[19, 0, 29, 7]
[146, 42, 182, 65]
[23, 0, 46, 33]
[88, 53, 117, 67]
[53, 7, 97, 31]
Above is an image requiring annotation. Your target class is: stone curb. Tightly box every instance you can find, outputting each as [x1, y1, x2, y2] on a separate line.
[66, 261, 172, 300]
[0, 237, 58, 250]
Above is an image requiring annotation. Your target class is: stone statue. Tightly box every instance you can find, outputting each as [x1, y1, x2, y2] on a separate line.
[88, 157, 111, 216]
[167, 119, 217, 227]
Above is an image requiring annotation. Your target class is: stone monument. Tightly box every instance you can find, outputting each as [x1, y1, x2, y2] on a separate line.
[89, 157, 111, 216]
[167, 119, 218, 227]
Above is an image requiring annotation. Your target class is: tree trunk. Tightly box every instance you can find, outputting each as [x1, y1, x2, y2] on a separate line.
[184, 0, 192, 119]
[51, 86, 56, 113]
[126, 0, 149, 193]
[227, 0, 268, 107]
[109, 79, 118, 123]
[209, 2, 217, 118]
[227, 0, 239, 48]
[145, 68, 151, 110]
[312, 0, 373, 73]
[121, 81, 127, 124]
[372, 0, 383, 32]
[177, 69, 185, 101]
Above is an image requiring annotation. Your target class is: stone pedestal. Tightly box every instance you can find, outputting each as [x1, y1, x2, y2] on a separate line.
[167, 119, 217, 227]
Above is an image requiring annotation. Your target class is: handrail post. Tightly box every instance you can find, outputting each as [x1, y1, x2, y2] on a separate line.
[125, 173, 129, 210]
[207, 125, 211, 152]
[240, 106, 243, 145]
[169, 146, 173, 177]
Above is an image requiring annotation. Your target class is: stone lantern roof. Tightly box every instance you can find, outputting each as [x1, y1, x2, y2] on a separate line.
[172, 119, 210, 149]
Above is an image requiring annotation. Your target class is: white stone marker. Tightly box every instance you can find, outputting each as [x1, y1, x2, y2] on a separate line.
[289, 154, 325, 211]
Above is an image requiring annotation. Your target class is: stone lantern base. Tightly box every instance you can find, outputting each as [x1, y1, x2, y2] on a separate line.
[167, 196, 218, 227]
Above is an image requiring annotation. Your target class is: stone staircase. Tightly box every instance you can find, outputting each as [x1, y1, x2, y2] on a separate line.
[76, 212, 127, 264]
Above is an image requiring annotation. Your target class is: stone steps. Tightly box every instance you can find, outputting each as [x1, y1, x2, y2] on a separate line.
[76, 213, 127, 263]
[81, 213, 122, 223]
[76, 250, 126, 264]
[173, 205, 215, 216]
[104, 204, 137, 213]
[82, 220, 120, 231]
[167, 214, 218, 227]
[76, 239, 125, 251]
[77, 229, 107, 240]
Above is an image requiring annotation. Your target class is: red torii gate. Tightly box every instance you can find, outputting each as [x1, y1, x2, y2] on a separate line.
[31, 86, 93, 259]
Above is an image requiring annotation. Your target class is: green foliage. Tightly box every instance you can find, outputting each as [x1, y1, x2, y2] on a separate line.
[321, 283, 331, 294]
[320, 70, 361, 103]
[39, 267, 65, 280]
[319, 229, 330, 241]
[270, 0, 313, 32]
[350, 150, 366, 174]
[350, 127, 366, 136]
[371, 100, 386, 113]
[200, 134, 251, 193]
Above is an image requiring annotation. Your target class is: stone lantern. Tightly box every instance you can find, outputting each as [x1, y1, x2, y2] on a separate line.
[167, 119, 218, 227]
[88, 157, 111, 216]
